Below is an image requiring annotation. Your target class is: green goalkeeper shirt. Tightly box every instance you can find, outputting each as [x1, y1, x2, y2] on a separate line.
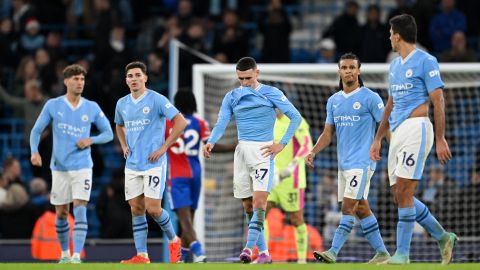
[273, 115, 313, 189]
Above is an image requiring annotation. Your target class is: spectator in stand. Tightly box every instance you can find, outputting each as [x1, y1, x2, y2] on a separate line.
[439, 31, 477, 62]
[316, 38, 336, 63]
[412, 0, 437, 51]
[387, 0, 413, 22]
[96, 25, 131, 73]
[429, 0, 466, 54]
[0, 18, 17, 73]
[178, 19, 208, 88]
[14, 56, 38, 98]
[212, 9, 249, 63]
[44, 31, 65, 65]
[259, 0, 292, 63]
[322, 1, 360, 56]
[456, 0, 480, 39]
[35, 48, 57, 95]
[359, 4, 390, 63]
[11, 0, 35, 38]
[0, 157, 34, 238]
[19, 18, 45, 56]
[146, 51, 169, 96]
[153, 16, 183, 52]
[0, 80, 48, 143]
[177, 0, 194, 32]
[29, 177, 50, 219]
[0, 80, 51, 183]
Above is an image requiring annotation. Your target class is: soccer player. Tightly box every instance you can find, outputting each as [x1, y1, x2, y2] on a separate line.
[265, 109, 312, 263]
[115, 61, 187, 264]
[370, 14, 457, 265]
[203, 57, 302, 263]
[30, 64, 113, 263]
[166, 90, 210, 263]
[306, 53, 390, 264]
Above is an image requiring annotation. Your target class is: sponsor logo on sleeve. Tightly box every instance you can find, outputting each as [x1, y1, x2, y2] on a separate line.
[429, 70, 440, 77]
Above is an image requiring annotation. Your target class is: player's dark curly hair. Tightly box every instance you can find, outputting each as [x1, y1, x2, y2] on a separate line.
[125, 61, 147, 75]
[236, 57, 257, 71]
[390, 14, 417, 44]
[63, 64, 86, 79]
[338, 52, 364, 90]
[174, 89, 197, 115]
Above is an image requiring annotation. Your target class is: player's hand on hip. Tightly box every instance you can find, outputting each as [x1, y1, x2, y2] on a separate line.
[436, 137, 452, 164]
[203, 143, 214, 158]
[305, 152, 315, 168]
[148, 147, 166, 162]
[122, 146, 129, 159]
[76, 138, 93, 149]
[31, 153, 42, 167]
[370, 140, 382, 161]
[260, 142, 284, 158]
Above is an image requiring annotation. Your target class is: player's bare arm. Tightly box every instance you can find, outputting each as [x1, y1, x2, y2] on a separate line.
[115, 124, 129, 159]
[370, 96, 393, 161]
[306, 124, 333, 168]
[260, 142, 284, 158]
[429, 88, 452, 164]
[76, 138, 93, 149]
[30, 152, 42, 167]
[148, 113, 187, 162]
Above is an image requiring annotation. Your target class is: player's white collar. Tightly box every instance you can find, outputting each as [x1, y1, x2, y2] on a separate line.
[401, 49, 417, 65]
[130, 90, 148, 104]
[63, 96, 83, 111]
[254, 84, 262, 91]
[241, 84, 262, 91]
[341, 87, 362, 98]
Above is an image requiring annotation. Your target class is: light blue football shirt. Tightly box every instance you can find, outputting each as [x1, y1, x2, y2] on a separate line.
[389, 49, 444, 131]
[326, 87, 384, 170]
[208, 84, 301, 145]
[115, 90, 179, 171]
[30, 96, 113, 171]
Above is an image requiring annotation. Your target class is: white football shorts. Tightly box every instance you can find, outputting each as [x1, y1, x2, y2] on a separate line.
[124, 161, 167, 201]
[233, 141, 275, 199]
[338, 167, 373, 202]
[388, 117, 434, 186]
[51, 169, 92, 205]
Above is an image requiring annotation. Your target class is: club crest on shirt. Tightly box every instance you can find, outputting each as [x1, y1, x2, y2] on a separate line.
[353, 102, 361, 110]
[143, 106, 150, 114]
[81, 114, 89, 122]
[405, 69, 413, 78]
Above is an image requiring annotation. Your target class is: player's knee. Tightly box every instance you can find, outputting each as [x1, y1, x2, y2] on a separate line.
[56, 210, 69, 219]
[146, 206, 163, 218]
[355, 206, 371, 219]
[340, 201, 356, 216]
[130, 204, 146, 216]
[242, 198, 253, 212]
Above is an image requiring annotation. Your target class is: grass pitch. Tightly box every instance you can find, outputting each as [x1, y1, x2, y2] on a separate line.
[0, 263, 479, 270]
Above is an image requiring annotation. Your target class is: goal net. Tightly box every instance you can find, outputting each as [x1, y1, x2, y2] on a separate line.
[192, 63, 480, 262]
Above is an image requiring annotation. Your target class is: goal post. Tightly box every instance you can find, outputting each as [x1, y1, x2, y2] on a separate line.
[193, 62, 480, 262]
